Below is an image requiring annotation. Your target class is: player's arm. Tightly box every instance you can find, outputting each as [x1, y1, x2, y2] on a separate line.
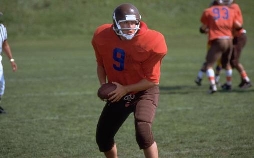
[97, 65, 107, 86]
[233, 16, 243, 31]
[92, 37, 107, 86]
[2, 40, 17, 72]
[122, 79, 157, 93]
[200, 9, 209, 34]
[199, 24, 208, 34]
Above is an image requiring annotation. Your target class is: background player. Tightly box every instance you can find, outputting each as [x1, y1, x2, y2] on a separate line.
[0, 12, 17, 114]
[216, 0, 252, 89]
[195, 0, 251, 90]
[198, 0, 241, 93]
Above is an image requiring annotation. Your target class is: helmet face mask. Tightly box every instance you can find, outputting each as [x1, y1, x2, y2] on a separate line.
[112, 3, 141, 40]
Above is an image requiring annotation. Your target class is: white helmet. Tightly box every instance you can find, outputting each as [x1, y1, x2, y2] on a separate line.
[216, 0, 233, 5]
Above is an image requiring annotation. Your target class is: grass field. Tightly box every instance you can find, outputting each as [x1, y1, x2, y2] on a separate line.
[0, 0, 254, 158]
[0, 36, 253, 158]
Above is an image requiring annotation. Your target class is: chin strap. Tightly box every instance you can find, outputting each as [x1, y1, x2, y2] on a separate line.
[121, 34, 135, 40]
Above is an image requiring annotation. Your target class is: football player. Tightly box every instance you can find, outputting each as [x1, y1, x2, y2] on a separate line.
[195, 0, 251, 91]
[198, 0, 241, 93]
[217, 0, 252, 89]
[92, 3, 167, 158]
[0, 12, 17, 114]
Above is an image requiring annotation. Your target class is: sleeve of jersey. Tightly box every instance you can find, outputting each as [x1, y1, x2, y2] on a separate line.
[233, 10, 243, 29]
[232, 4, 243, 24]
[0, 24, 7, 40]
[200, 10, 208, 26]
[142, 34, 167, 84]
[4, 26, 7, 40]
[91, 35, 103, 67]
[236, 5, 243, 24]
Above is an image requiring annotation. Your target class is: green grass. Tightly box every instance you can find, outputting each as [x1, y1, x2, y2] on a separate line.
[0, 35, 253, 158]
[0, 0, 254, 157]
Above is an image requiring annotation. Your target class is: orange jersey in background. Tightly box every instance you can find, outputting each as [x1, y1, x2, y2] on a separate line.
[230, 3, 246, 37]
[230, 3, 243, 23]
[92, 22, 167, 85]
[201, 5, 240, 41]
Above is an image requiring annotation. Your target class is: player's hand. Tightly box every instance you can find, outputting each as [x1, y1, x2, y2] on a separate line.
[11, 61, 17, 72]
[108, 82, 128, 102]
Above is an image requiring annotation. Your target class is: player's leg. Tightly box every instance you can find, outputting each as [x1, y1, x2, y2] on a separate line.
[220, 40, 234, 90]
[232, 34, 252, 88]
[215, 58, 222, 85]
[195, 43, 211, 86]
[0, 62, 6, 114]
[195, 62, 206, 86]
[134, 86, 159, 158]
[144, 142, 158, 158]
[96, 101, 132, 157]
[205, 40, 224, 93]
[104, 143, 118, 158]
[237, 63, 252, 88]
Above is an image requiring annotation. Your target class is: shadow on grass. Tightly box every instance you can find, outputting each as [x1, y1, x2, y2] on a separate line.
[218, 88, 254, 93]
[159, 85, 254, 95]
[159, 85, 202, 94]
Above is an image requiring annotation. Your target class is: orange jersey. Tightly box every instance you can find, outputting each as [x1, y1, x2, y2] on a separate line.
[230, 3, 246, 37]
[230, 3, 243, 23]
[201, 5, 240, 41]
[92, 22, 167, 85]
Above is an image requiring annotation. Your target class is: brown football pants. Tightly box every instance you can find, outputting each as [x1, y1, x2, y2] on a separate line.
[206, 38, 233, 69]
[96, 86, 159, 152]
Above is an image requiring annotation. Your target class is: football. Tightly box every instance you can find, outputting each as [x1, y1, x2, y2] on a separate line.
[97, 83, 117, 100]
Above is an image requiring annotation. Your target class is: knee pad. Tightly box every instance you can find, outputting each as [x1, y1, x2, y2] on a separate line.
[135, 121, 154, 149]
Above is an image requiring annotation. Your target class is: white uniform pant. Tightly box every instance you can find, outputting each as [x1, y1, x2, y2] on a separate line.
[0, 55, 5, 96]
